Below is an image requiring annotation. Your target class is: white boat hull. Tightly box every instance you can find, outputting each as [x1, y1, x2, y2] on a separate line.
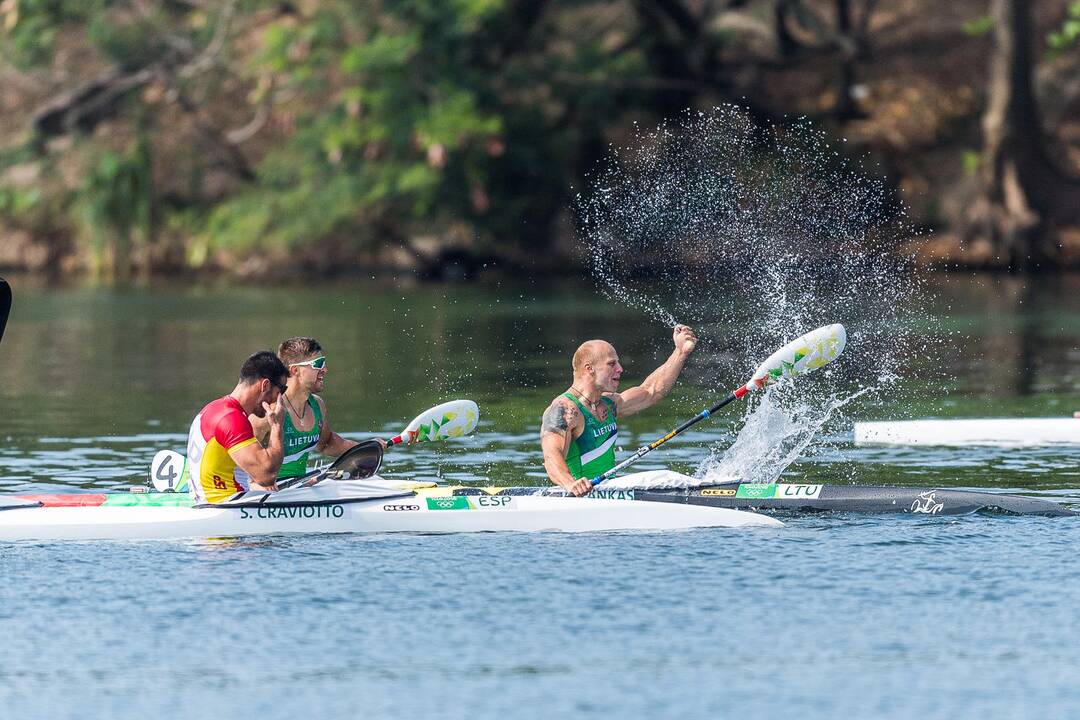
[0, 492, 780, 541]
[853, 417, 1080, 447]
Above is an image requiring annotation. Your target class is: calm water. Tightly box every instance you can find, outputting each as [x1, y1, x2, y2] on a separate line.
[1, 273, 1079, 718]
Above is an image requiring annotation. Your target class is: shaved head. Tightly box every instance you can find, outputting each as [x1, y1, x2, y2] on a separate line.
[572, 340, 616, 373]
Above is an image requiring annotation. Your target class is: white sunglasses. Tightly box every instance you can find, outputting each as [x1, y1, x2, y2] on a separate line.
[290, 356, 327, 369]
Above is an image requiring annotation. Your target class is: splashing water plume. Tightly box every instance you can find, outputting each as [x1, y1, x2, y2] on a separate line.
[576, 106, 928, 484]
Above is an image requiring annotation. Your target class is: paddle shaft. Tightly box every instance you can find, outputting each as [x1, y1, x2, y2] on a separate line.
[590, 385, 750, 485]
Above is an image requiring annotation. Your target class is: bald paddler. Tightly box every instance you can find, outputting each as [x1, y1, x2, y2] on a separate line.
[540, 325, 698, 496]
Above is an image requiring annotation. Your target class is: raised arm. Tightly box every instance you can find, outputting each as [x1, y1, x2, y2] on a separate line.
[610, 325, 697, 417]
[540, 396, 591, 496]
[249, 412, 271, 447]
[231, 398, 285, 490]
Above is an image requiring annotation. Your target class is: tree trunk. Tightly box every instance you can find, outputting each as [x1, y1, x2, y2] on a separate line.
[774, 1, 800, 59]
[961, 0, 1058, 269]
[833, 0, 862, 119]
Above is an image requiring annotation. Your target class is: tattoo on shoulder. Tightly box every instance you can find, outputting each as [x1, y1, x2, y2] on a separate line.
[541, 401, 575, 435]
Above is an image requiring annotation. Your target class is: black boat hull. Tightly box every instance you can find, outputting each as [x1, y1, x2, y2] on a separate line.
[483, 482, 1075, 517]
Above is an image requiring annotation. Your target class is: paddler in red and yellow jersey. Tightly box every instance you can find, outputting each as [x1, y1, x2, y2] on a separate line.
[185, 351, 289, 504]
[540, 325, 698, 496]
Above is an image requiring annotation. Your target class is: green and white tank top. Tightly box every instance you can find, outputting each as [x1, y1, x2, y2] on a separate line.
[279, 396, 324, 479]
[563, 392, 618, 479]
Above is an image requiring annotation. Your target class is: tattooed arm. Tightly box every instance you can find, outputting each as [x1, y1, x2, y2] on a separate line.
[540, 397, 591, 496]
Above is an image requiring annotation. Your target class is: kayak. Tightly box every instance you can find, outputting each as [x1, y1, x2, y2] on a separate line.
[2, 469, 1071, 543]
[619, 480, 1074, 516]
[0, 478, 781, 541]
[483, 471, 1074, 517]
[853, 417, 1080, 446]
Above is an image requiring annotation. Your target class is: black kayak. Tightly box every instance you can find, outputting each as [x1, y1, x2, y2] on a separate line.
[474, 482, 1076, 517]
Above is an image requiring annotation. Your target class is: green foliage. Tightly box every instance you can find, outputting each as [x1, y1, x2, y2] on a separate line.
[1048, 2, 1080, 56]
[3, 0, 726, 273]
[962, 15, 994, 37]
[962, 150, 981, 177]
[0, 186, 41, 218]
[77, 137, 154, 275]
[0, 0, 101, 68]
[208, 0, 518, 254]
[86, 11, 169, 71]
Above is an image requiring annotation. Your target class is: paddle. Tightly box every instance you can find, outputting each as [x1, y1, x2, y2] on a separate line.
[277, 439, 384, 489]
[385, 399, 480, 447]
[283, 399, 481, 489]
[151, 399, 481, 492]
[590, 323, 847, 485]
[0, 277, 11, 346]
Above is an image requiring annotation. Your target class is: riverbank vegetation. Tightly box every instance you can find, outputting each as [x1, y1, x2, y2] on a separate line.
[1, 0, 1079, 279]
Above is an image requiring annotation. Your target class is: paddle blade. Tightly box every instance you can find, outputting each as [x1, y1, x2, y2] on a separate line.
[396, 399, 479, 445]
[325, 439, 384, 480]
[743, 323, 847, 392]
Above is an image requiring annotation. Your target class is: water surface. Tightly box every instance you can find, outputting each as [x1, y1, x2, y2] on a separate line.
[1, 273, 1078, 718]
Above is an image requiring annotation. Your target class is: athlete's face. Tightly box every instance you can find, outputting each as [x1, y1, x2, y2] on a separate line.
[290, 354, 327, 393]
[590, 346, 623, 393]
[252, 376, 287, 417]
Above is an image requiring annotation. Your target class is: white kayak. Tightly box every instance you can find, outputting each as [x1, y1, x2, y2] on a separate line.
[0, 477, 781, 541]
[853, 417, 1080, 447]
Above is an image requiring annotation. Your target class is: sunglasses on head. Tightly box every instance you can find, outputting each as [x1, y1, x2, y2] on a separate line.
[290, 356, 327, 370]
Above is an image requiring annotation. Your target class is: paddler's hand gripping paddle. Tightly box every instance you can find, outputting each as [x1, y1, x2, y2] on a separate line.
[272, 399, 480, 490]
[590, 323, 847, 486]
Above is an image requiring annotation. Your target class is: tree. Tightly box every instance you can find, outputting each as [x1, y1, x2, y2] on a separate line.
[960, 0, 1080, 269]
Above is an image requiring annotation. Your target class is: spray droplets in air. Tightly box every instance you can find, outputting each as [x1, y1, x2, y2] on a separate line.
[576, 106, 929, 484]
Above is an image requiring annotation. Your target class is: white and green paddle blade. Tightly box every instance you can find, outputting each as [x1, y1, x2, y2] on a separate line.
[393, 400, 480, 444]
[745, 323, 847, 391]
[149, 449, 189, 492]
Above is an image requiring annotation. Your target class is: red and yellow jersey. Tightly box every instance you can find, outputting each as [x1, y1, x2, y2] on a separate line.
[185, 396, 258, 503]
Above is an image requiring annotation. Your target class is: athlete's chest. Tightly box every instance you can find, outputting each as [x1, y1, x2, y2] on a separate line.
[575, 406, 616, 438]
[286, 405, 320, 434]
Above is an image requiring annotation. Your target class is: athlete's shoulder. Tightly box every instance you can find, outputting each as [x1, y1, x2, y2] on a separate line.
[541, 395, 582, 435]
[549, 393, 581, 414]
[201, 396, 254, 448]
[600, 392, 621, 414]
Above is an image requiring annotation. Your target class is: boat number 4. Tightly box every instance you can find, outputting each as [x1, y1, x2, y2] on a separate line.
[911, 491, 944, 515]
[153, 455, 181, 491]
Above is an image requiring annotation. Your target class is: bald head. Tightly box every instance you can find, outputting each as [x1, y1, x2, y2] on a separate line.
[572, 340, 616, 373]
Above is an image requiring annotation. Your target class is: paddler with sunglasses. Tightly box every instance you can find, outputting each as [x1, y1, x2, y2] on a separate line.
[250, 337, 384, 484]
[540, 325, 698, 496]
